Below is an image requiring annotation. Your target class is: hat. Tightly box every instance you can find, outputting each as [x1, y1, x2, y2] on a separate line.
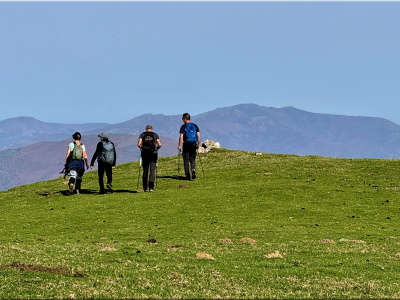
[98, 133, 109, 138]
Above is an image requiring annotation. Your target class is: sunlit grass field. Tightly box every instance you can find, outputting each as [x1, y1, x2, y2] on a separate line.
[1, 148, 400, 299]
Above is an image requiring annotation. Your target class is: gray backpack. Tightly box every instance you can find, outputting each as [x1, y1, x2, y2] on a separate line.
[100, 141, 114, 164]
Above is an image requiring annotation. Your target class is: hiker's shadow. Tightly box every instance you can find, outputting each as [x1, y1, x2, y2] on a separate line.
[158, 175, 188, 181]
[39, 189, 137, 197]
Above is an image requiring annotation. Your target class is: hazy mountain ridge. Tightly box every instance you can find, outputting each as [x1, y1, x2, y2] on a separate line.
[0, 117, 108, 150]
[2, 104, 400, 159]
[91, 104, 399, 158]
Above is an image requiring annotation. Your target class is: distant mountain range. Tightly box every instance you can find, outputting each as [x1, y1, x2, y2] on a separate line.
[0, 117, 107, 150]
[1, 103, 400, 191]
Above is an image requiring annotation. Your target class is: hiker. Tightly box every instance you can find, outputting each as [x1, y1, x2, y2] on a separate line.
[90, 133, 116, 194]
[65, 132, 89, 195]
[178, 113, 201, 180]
[137, 125, 162, 192]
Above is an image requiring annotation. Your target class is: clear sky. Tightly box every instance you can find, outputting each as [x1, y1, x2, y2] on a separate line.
[1, 2, 399, 125]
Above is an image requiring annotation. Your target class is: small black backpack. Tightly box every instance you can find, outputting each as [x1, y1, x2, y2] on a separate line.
[142, 132, 156, 154]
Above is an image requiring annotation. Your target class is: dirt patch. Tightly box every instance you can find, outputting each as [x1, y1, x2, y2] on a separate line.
[1, 261, 70, 274]
[99, 247, 117, 252]
[395, 253, 400, 259]
[320, 239, 335, 244]
[62, 181, 69, 185]
[218, 238, 232, 243]
[166, 245, 184, 252]
[39, 189, 57, 196]
[147, 238, 157, 243]
[238, 237, 256, 243]
[166, 245, 184, 248]
[178, 184, 188, 189]
[264, 251, 283, 259]
[74, 272, 87, 277]
[339, 238, 366, 244]
[196, 252, 215, 260]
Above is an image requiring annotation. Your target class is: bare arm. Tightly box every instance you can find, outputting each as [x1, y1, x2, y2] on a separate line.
[197, 132, 201, 147]
[156, 139, 162, 149]
[65, 147, 71, 162]
[137, 138, 142, 148]
[178, 133, 183, 151]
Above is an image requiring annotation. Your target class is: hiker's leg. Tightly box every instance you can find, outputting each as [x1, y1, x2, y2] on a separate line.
[105, 163, 113, 185]
[98, 162, 105, 191]
[142, 155, 150, 191]
[148, 154, 157, 188]
[75, 179, 81, 193]
[68, 170, 77, 194]
[189, 145, 196, 172]
[182, 149, 190, 178]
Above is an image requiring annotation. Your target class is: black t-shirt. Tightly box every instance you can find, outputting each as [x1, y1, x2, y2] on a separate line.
[179, 123, 200, 144]
[139, 132, 160, 154]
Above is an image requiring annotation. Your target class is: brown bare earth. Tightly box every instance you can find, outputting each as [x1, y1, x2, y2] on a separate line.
[178, 184, 189, 189]
[196, 252, 215, 260]
[320, 239, 335, 244]
[99, 247, 117, 251]
[239, 237, 256, 243]
[264, 251, 283, 259]
[1, 261, 70, 274]
[219, 238, 232, 243]
[339, 238, 366, 244]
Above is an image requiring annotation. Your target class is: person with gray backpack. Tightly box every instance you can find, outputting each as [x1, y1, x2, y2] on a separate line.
[90, 133, 116, 194]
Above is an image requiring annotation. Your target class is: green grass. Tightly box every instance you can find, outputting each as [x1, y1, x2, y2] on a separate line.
[1, 148, 400, 299]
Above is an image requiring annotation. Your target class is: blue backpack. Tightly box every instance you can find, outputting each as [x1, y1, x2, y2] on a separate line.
[185, 123, 198, 144]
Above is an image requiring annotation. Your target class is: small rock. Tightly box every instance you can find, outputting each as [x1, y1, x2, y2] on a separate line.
[264, 251, 283, 259]
[196, 252, 215, 260]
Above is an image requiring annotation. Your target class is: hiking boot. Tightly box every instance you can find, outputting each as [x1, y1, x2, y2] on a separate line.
[99, 189, 105, 194]
[75, 189, 80, 194]
[149, 189, 154, 192]
[106, 183, 114, 193]
[192, 170, 196, 179]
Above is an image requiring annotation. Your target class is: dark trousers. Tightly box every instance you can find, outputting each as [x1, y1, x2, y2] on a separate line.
[142, 152, 157, 190]
[182, 143, 197, 177]
[98, 161, 113, 190]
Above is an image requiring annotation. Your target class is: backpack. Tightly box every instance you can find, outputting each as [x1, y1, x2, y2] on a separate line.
[99, 141, 115, 164]
[71, 142, 83, 160]
[185, 123, 198, 144]
[142, 132, 156, 153]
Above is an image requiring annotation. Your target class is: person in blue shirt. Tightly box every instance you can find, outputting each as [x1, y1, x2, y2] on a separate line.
[177, 113, 201, 180]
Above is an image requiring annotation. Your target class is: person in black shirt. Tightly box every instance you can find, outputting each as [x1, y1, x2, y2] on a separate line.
[90, 133, 116, 194]
[137, 125, 162, 192]
[178, 113, 201, 180]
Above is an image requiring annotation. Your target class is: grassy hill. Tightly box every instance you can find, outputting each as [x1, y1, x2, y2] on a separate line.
[1, 149, 400, 299]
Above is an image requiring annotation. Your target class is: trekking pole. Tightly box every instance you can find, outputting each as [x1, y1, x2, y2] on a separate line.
[136, 155, 142, 191]
[197, 148, 205, 180]
[156, 157, 158, 190]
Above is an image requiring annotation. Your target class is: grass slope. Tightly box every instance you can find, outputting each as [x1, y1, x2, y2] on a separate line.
[1, 149, 400, 299]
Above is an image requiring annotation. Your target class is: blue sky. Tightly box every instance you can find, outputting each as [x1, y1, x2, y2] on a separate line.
[1, 2, 399, 125]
